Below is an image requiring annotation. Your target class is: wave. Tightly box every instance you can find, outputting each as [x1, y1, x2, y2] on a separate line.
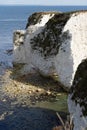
[0, 19, 26, 22]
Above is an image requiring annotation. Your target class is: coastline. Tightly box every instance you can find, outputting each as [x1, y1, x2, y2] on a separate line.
[0, 68, 68, 130]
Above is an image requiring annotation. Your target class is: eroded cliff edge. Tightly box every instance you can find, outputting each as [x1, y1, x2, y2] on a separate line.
[13, 11, 87, 130]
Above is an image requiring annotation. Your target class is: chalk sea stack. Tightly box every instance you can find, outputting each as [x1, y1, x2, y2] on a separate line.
[13, 10, 87, 130]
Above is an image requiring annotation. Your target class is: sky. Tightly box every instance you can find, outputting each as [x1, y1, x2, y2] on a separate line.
[0, 0, 87, 6]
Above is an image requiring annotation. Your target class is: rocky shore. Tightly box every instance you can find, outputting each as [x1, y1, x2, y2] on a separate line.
[0, 66, 68, 130]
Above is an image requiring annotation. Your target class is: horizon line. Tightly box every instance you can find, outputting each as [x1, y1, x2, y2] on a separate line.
[0, 4, 87, 6]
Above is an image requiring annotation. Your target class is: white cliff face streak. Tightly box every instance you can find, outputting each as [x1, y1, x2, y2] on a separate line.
[67, 12, 87, 130]
[55, 12, 87, 87]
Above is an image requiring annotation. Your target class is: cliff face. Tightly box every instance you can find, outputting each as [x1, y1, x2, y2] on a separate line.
[13, 12, 59, 76]
[13, 11, 87, 87]
[13, 11, 87, 130]
[55, 11, 87, 87]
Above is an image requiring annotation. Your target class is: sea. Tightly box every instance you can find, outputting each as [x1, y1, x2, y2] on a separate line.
[0, 6, 87, 129]
[0, 5, 87, 70]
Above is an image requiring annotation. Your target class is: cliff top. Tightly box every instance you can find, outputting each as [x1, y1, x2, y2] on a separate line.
[26, 10, 87, 28]
[26, 11, 60, 28]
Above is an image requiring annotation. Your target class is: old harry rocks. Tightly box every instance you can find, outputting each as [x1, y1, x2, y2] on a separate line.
[13, 11, 87, 130]
[13, 11, 87, 88]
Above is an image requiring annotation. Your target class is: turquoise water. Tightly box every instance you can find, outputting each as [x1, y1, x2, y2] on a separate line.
[35, 93, 68, 112]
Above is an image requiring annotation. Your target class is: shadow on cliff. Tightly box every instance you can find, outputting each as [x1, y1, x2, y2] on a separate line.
[12, 71, 65, 92]
[0, 99, 67, 130]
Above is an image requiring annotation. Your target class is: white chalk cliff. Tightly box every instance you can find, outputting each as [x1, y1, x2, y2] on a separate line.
[13, 12, 56, 75]
[55, 11, 87, 87]
[13, 11, 87, 130]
